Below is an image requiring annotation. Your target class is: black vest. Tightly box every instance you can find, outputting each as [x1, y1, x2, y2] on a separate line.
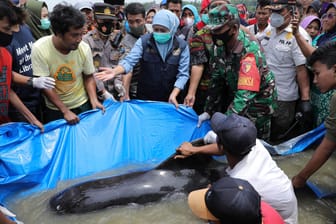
[138, 33, 187, 101]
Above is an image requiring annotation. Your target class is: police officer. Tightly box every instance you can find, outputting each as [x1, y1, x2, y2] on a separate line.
[83, 2, 125, 100]
[187, 4, 277, 140]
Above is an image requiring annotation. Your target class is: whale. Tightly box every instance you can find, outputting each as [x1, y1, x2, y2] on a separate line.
[49, 140, 226, 214]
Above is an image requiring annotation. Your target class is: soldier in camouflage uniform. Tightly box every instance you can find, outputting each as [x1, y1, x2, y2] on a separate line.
[188, 4, 277, 140]
[83, 2, 125, 100]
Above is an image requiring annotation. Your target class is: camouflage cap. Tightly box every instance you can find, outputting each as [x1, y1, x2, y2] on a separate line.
[207, 4, 239, 31]
[93, 3, 119, 20]
[265, 0, 296, 11]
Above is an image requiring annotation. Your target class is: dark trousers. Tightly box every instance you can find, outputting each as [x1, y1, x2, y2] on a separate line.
[43, 101, 91, 124]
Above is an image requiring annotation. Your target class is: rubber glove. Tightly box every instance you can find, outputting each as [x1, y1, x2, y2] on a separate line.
[204, 130, 217, 144]
[102, 91, 116, 101]
[297, 100, 313, 131]
[114, 83, 126, 97]
[32, 77, 55, 89]
[197, 112, 210, 128]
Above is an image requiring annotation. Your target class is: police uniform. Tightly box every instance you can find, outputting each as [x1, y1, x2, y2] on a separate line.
[263, 0, 310, 141]
[83, 3, 125, 97]
[190, 5, 277, 140]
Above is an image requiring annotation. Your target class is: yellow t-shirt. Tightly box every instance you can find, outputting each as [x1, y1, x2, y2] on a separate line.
[32, 35, 95, 110]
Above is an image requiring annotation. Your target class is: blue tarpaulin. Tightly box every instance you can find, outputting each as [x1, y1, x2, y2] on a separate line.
[0, 100, 211, 203]
[0, 99, 328, 204]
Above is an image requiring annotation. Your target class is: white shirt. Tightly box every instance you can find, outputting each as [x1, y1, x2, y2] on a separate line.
[226, 139, 298, 224]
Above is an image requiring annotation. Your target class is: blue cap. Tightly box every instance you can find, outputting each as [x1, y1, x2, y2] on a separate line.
[211, 113, 257, 156]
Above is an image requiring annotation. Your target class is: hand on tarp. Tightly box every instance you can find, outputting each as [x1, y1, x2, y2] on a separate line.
[298, 100, 313, 131]
[204, 130, 217, 144]
[174, 142, 196, 159]
[32, 77, 55, 89]
[292, 174, 307, 189]
[197, 112, 210, 127]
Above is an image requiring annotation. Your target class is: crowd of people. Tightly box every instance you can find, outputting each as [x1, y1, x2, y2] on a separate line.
[1, 0, 336, 223]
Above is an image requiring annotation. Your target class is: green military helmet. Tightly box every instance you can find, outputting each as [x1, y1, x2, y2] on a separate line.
[208, 4, 240, 31]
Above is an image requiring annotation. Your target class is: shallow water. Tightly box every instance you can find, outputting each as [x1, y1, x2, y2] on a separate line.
[7, 148, 336, 224]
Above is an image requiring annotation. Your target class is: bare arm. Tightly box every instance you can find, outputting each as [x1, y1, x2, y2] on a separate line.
[294, 30, 315, 58]
[292, 137, 336, 188]
[83, 74, 105, 112]
[121, 72, 132, 101]
[184, 64, 204, 107]
[175, 142, 223, 159]
[9, 88, 44, 132]
[12, 71, 30, 85]
[43, 88, 79, 124]
[296, 65, 310, 101]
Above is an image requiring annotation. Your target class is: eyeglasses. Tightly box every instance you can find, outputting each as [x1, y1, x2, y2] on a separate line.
[321, 13, 336, 20]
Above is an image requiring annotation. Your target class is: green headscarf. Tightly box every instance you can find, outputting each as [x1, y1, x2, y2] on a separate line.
[25, 0, 53, 40]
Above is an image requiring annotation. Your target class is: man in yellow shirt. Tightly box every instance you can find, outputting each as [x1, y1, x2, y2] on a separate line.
[32, 3, 104, 124]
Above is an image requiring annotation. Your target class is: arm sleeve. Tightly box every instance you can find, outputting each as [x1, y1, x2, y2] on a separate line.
[31, 44, 50, 77]
[119, 38, 143, 74]
[174, 44, 190, 90]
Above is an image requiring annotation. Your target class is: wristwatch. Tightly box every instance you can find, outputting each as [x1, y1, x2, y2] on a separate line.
[27, 77, 33, 86]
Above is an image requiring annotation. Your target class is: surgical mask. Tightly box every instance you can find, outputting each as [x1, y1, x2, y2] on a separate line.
[201, 14, 209, 24]
[39, 18, 51, 30]
[153, 32, 171, 44]
[129, 24, 145, 38]
[0, 31, 13, 47]
[183, 17, 194, 27]
[270, 12, 289, 28]
[97, 22, 113, 35]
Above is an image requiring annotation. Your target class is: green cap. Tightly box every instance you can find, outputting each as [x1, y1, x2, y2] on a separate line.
[208, 4, 239, 31]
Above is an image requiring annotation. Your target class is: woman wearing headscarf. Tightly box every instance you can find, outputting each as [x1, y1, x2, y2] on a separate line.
[95, 9, 190, 108]
[25, 0, 52, 40]
[177, 4, 201, 41]
[300, 15, 321, 40]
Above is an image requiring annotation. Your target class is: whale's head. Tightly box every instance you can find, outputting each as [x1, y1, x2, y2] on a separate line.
[49, 187, 84, 213]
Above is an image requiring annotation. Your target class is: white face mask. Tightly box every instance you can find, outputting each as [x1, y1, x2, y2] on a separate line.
[270, 12, 285, 28]
[183, 17, 194, 27]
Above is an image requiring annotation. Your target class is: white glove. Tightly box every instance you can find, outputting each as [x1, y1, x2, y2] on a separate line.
[0, 205, 16, 217]
[204, 130, 217, 144]
[102, 91, 116, 101]
[32, 77, 55, 89]
[114, 83, 126, 97]
[197, 112, 210, 128]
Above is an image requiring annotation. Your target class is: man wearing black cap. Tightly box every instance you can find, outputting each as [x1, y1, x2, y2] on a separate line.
[188, 176, 285, 224]
[176, 113, 298, 223]
[83, 2, 126, 100]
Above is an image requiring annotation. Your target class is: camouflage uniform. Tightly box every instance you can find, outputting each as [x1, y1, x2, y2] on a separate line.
[190, 4, 277, 139]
